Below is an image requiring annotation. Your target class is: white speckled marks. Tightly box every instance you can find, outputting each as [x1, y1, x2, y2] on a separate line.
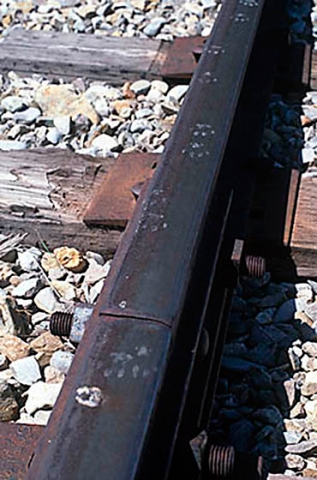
[75, 386, 103, 408]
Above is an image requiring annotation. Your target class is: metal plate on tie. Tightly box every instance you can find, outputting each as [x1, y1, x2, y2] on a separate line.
[83, 152, 159, 228]
[0, 423, 43, 479]
[161, 37, 206, 79]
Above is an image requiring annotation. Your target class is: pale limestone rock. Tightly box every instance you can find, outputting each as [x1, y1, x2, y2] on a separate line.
[35, 84, 98, 124]
[301, 371, 317, 396]
[50, 280, 76, 301]
[0, 335, 30, 361]
[30, 331, 63, 354]
[44, 365, 66, 384]
[25, 381, 62, 414]
[10, 356, 41, 386]
[34, 287, 61, 314]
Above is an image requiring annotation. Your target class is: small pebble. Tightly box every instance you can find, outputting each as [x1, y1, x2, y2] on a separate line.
[10, 356, 41, 386]
[50, 350, 74, 375]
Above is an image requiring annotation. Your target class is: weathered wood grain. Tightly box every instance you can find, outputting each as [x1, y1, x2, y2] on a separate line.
[0, 148, 122, 255]
[245, 166, 317, 279]
[1, 218, 122, 258]
[249, 170, 317, 279]
[291, 175, 317, 252]
[0, 30, 168, 83]
[278, 42, 311, 93]
[290, 174, 317, 276]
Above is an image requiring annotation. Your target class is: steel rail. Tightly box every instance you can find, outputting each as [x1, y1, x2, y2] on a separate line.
[24, 1, 281, 479]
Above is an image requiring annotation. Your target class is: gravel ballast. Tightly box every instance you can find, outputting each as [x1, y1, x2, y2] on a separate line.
[0, 0, 221, 40]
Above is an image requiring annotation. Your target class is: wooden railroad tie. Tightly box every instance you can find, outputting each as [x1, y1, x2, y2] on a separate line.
[0, 30, 204, 83]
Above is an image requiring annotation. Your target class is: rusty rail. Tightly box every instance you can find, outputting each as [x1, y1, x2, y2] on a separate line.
[1, 0, 288, 479]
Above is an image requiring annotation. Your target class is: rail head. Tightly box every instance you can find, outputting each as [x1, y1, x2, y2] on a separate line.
[98, 0, 266, 326]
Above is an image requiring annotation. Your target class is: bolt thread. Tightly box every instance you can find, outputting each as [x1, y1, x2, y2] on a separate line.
[50, 311, 73, 337]
[245, 255, 266, 278]
[209, 445, 235, 477]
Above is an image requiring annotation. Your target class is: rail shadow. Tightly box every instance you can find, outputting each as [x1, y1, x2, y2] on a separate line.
[207, 1, 317, 478]
[209, 276, 317, 479]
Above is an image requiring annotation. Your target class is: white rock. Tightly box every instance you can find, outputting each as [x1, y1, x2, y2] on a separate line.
[44, 365, 65, 384]
[303, 106, 317, 121]
[167, 85, 189, 102]
[201, 0, 217, 8]
[301, 354, 317, 371]
[143, 17, 165, 36]
[11, 277, 41, 298]
[303, 341, 317, 356]
[34, 409, 52, 426]
[301, 371, 317, 396]
[37, 5, 52, 13]
[31, 312, 49, 325]
[13, 108, 41, 123]
[91, 134, 119, 153]
[0, 290, 18, 335]
[130, 79, 151, 95]
[48, 266, 66, 281]
[18, 249, 41, 272]
[161, 100, 179, 114]
[135, 108, 153, 119]
[0, 369, 13, 382]
[130, 119, 152, 133]
[296, 283, 314, 302]
[25, 381, 62, 414]
[150, 80, 169, 94]
[85, 251, 105, 265]
[1, 96, 25, 112]
[10, 356, 41, 386]
[0, 140, 27, 150]
[16, 298, 33, 308]
[146, 87, 164, 101]
[85, 85, 121, 102]
[302, 147, 315, 164]
[50, 350, 74, 374]
[16, 412, 36, 425]
[89, 279, 105, 303]
[53, 116, 71, 135]
[152, 104, 163, 117]
[94, 98, 111, 117]
[50, 281, 76, 301]
[74, 19, 86, 32]
[34, 287, 61, 314]
[84, 258, 109, 285]
[46, 127, 62, 144]
[285, 453, 305, 470]
[7, 124, 23, 140]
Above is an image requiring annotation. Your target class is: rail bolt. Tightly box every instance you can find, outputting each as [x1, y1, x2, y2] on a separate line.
[50, 303, 94, 344]
[244, 255, 266, 278]
[208, 445, 235, 477]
